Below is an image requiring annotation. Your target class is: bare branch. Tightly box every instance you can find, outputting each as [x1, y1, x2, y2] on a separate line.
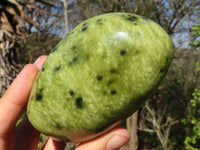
[138, 127, 156, 133]
[62, 0, 69, 34]
[139, 100, 180, 150]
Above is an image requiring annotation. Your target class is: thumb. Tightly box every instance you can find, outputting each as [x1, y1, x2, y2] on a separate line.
[76, 127, 129, 150]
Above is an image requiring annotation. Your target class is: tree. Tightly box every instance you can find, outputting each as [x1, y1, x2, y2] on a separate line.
[136, 47, 200, 149]
[1, 0, 199, 97]
[0, 0, 26, 97]
[138, 90, 179, 150]
[0, 0, 61, 97]
[181, 23, 200, 150]
[75, 0, 200, 47]
[72, 1, 200, 149]
[126, 111, 139, 150]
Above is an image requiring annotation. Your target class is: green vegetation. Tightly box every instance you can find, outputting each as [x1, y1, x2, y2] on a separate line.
[189, 24, 200, 48]
[182, 88, 200, 150]
[181, 22, 200, 150]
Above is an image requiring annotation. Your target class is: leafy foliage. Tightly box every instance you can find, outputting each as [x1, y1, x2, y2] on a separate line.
[182, 31, 200, 149]
[182, 89, 200, 150]
[189, 24, 200, 48]
[138, 48, 200, 150]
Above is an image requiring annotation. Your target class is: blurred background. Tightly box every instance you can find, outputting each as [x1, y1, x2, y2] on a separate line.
[0, 0, 200, 149]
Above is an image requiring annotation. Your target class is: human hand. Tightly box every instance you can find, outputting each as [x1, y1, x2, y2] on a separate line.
[0, 56, 129, 150]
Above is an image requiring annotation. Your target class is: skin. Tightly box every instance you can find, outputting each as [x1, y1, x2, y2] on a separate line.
[0, 56, 129, 150]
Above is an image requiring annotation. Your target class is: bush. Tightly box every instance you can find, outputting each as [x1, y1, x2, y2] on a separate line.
[182, 88, 200, 150]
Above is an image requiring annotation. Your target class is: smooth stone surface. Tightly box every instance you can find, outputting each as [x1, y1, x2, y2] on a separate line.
[27, 13, 173, 142]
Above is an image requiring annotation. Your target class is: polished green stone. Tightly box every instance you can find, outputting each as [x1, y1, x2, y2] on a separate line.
[27, 13, 173, 142]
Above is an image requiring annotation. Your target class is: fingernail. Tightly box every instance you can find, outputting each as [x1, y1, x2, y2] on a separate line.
[33, 56, 47, 70]
[106, 135, 129, 150]
[34, 56, 41, 65]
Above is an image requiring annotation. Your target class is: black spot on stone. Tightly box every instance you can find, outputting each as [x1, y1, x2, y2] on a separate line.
[82, 27, 87, 32]
[69, 57, 78, 65]
[73, 57, 78, 62]
[160, 66, 167, 73]
[71, 45, 76, 51]
[76, 97, 83, 108]
[160, 57, 170, 73]
[96, 75, 103, 81]
[69, 90, 74, 96]
[120, 50, 126, 56]
[110, 69, 118, 74]
[97, 19, 102, 22]
[111, 90, 117, 95]
[82, 23, 87, 27]
[36, 93, 43, 101]
[127, 14, 137, 21]
[55, 66, 61, 71]
[56, 122, 62, 129]
[52, 47, 58, 52]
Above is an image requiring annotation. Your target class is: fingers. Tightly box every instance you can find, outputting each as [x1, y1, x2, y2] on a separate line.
[0, 55, 129, 150]
[0, 56, 47, 137]
[42, 127, 129, 150]
[33, 55, 47, 70]
[41, 127, 129, 150]
[76, 127, 130, 150]
[15, 117, 40, 150]
[14, 56, 47, 150]
[0, 64, 39, 137]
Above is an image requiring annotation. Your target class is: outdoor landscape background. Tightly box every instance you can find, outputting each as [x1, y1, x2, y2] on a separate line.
[0, 0, 200, 149]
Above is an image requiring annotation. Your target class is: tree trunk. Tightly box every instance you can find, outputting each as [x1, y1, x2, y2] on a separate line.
[127, 110, 139, 150]
[0, 39, 22, 97]
[62, 0, 69, 34]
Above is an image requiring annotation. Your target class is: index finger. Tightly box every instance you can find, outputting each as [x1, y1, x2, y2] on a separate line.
[0, 56, 47, 136]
